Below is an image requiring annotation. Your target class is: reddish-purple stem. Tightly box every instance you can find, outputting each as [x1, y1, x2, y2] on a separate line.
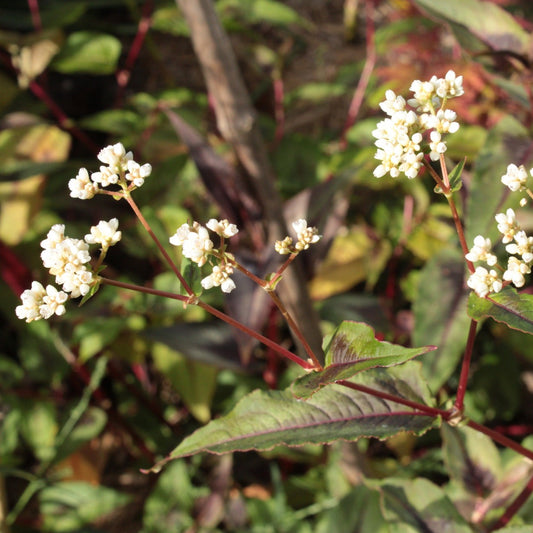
[273, 76, 285, 147]
[336, 379, 447, 418]
[339, 0, 376, 150]
[29, 81, 100, 153]
[27, 0, 42, 31]
[467, 419, 533, 462]
[124, 194, 194, 295]
[115, 0, 154, 107]
[453, 319, 478, 413]
[99, 277, 315, 370]
[489, 473, 533, 530]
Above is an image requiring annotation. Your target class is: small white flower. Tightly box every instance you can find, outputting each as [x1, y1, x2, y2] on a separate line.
[201, 264, 236, 293]
[56, 266, 94, 297]
[206, 219, 239, 238]
[69, 168, 98, 200]
[408, 80, 437, 111]
[467, 267, 502, 297]
[429, 130, 447, 161]
[85, 218, 122, 249]
[503, 256, 531, 288]
[434, 70, 464, 99]
[379, 90, 406, 116]
[292, 219, 321, 251]
[125, 160, 152, 188]
[91, 166, 119, 187]
[40, 285, 68, 319]
[97, 142, 133, 173]
[275, 236, 293, 255]
[170, 222, 213, 267]
[430, 109, 460, 134]
[506, 230, 533, 264]
[398, 150, 424, 178]
[501, 164, 528, 192]
[40, 224, 66, 251]
[465, 235, 497, 266]
[495, 208, 520, 244]
[169, 223, 192, 247]
[16, 281, 46, 322]
[15, 282, 68, 322]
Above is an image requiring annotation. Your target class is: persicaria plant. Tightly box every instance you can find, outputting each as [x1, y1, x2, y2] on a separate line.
[15, 71, 533, 530]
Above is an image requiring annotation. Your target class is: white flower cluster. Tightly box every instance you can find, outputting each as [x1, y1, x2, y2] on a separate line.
[68, 143, 152, 199]
[373, 70, 463, 179]
[16, 282, 68, 322]
[16, 219, 122, 322]
[275, 219, 321, 255]
[169, 218, 239, 293]
[501, 163, 531, 195]
[467, 207, 533, 297]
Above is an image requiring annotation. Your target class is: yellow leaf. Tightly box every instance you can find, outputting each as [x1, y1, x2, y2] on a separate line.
[0, 123, 70, 244]
[309, 227, 373, 300]
[4, 29, 63, 89]
[0, 174, 45, 245]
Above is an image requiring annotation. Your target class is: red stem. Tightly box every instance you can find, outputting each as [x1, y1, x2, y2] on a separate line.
[99, 277, 314, 370]
[467, 419, 533, 462]
[29, 80, 99, 153]
[27, 0, 42, 31]
[423, 158, 474, 272]
[336, 379, 447, 418]
[339, 0, 376, 150]
[273, 75, 285, 147]
[124, 194, 194, 295]
[115, 0, 154, 107]
[453, 319, 478, 413]
[489, 473, 533, 530]
[268, 290, 323, 370]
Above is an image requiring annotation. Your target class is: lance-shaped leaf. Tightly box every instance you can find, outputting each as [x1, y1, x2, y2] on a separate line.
[148, 364, 437, 472]
[291, 322, 435, 399]
[467, 286, 533, 335]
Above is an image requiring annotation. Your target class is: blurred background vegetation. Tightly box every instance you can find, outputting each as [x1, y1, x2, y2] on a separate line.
[2, 0, 533, 531]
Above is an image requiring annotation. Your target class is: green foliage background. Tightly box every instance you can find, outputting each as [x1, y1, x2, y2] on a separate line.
[2, 0, 533, 531]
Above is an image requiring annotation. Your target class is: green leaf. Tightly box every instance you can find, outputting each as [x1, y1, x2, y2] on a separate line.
[441, 425, 500, 497]
[316, 486, 388, 533]
[0, 355, 24, 387]
[413, 249, 472, 392]
[448, 158, 465, 193]
[413, 0, 531, 57]
[152, 342, 218, 423]
[148, 363, 437, 471]
[79, 109, 143, 134]
[145, 321, 244, 372]
[40, 481, 131, 531]
[51, 31, 121, 74]
[19, 400, 58, 462]
[368, 477, 473, 532]
[218, 0, 306, 27]
[143, 460, 206, 532]
[72, 316, 125, 362]
[55, 407, 107, 463]
[291, 321, 435, 399]
[467, 286, 533, 335]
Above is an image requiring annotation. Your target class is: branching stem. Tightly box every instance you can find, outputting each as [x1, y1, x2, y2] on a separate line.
[99, 277, 314, 370]
[123, 194, 194, 296]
